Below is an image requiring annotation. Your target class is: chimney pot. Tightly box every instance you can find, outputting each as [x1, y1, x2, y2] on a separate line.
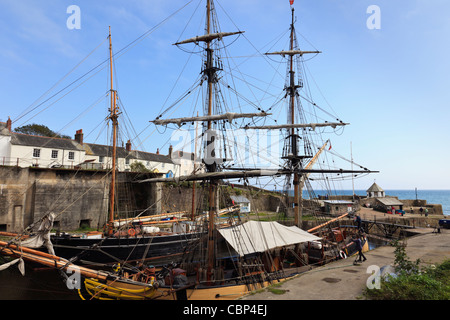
[6, 117, 11, 132]
[74, 129, 83, 145]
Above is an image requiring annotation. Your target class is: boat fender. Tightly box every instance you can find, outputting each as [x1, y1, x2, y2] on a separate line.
[127, 228, 136, 237]
[339, 250, 347, 259]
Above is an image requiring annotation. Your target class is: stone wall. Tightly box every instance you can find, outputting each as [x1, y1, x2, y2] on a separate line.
[160, 184, 284, 215]
[0, 166, 161, 232]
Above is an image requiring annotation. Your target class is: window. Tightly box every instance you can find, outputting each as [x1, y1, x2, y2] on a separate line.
[99, 156, 104, 163]
[33, 149, 41, 158]
[51, 150, 58, 159]
[125, 158, 130, 165]
[68, 151, 75, 160]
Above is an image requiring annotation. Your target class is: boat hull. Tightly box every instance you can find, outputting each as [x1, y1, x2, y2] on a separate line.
[78, 275, 296, 300]
[50, 232, 204, 266]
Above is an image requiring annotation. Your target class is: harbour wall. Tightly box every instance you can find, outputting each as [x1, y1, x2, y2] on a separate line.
[0, 166, 160, 232]
[1, 166, 443, 234]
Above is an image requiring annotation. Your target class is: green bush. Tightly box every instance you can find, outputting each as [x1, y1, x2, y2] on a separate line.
[364, 240, 450, 300]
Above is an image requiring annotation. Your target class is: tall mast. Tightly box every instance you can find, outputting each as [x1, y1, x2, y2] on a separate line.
[108, 26, 118, 235]
[205, 0, 217, 283]
[288, 8, 301, 227]
[153, 0, 261, 283]
[264, 6, 321, 227]
[191, 112, 199, 221]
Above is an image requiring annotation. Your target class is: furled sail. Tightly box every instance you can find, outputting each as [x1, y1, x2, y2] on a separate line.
[152, 112, 270, 127]
[265, 50, 321, 56]
[242, 122, 348, 130]
[139, 169, 284, 183]
[138, 167, 375, 183]
[174, 31, 244, 45]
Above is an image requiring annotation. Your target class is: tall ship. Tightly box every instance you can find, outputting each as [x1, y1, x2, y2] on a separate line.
[0, 0, 375, 300]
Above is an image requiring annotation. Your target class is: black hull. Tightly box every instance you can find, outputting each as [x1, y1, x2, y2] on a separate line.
[50, 232, 203, 266]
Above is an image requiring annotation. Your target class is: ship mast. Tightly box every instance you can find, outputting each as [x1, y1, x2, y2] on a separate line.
[265, 8, 321, 227]
[108, 26, 118, 235]
[288, 8, 301, 227]
[205, 0, 218, 283]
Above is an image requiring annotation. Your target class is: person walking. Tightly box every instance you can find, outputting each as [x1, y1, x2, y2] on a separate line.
[355, 215, 363, 232]
[353, 235, 366, 262]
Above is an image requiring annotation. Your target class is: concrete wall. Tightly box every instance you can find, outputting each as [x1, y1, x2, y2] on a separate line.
[0, 166, 161, 232]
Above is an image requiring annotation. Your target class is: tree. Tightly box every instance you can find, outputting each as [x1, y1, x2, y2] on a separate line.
[130, 161, 149, 173]
[14, 124, 71, 139]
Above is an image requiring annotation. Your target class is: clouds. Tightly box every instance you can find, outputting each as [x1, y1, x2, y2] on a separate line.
[1, 1, 78, 58]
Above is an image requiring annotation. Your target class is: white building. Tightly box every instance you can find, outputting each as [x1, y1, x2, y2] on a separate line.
[169, 145, 204, 177]
[230, 195, 251, 213]
[0, 120, 181, 176]
[366, 182, 385, 198]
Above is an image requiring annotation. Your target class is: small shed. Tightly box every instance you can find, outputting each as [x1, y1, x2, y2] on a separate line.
[366, 182, 385, 198]
[323, 200, 355, 215]
[375, 197, 404, 213]
[230, 195, 251, 213]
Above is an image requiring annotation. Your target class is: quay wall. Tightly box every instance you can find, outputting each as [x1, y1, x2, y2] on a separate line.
[0, 166, 160, 232]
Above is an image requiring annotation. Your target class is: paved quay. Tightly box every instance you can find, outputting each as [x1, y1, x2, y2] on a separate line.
[242, 228, 450, 300]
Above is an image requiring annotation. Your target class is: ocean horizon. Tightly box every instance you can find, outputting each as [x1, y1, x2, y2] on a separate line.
[277, 189, 450, 216]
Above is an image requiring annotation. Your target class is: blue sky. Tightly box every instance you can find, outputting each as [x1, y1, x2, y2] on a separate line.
[0, 0, 449, 190]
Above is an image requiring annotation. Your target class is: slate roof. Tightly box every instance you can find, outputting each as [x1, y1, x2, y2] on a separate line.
[323, 200, 354, 205]
[10, 133, 83, 151]
[230, 195, 250, 203]
[376, 197, 403, 206]
[6, 131, 174, 165]
[130, 150, 174, 164]
[83, 143, 130, 159]
[367, 182, 384, 192]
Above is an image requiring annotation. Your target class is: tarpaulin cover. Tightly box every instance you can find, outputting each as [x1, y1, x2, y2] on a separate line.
[218, 220, 321, 256]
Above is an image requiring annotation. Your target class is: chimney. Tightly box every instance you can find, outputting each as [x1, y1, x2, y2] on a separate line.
[168, 145, 173, 159]
[74, 129, 83, 144]
[156, 148, 160, 155]
[126, 140, 132, 152]
[6, 117, 11, 132]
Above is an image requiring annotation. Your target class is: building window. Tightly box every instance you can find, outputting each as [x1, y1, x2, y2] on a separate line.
[99, 156, 104, 163]
[33, 149, 41, 158]
[125, 158, 130, 165]
[68, 151, 75, 160]
[162, 163, 165, 168]
[51, 150, 58, 159]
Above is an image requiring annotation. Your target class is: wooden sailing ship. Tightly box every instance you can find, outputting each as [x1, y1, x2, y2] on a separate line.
[0, 0, 375, 300]
[73, 0, 375, 300]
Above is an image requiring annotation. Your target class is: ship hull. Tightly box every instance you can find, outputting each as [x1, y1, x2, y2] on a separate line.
[50, 232, 204, 266]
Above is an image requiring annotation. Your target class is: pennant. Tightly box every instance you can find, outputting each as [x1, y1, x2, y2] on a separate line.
[290, 0, 294, 5]
[328, 142, 332, 150]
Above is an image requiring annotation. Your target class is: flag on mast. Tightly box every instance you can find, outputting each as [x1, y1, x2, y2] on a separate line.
[290, 0, 294, 5]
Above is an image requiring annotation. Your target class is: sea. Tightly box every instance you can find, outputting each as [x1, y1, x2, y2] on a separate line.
[301, 189, 450, 216]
